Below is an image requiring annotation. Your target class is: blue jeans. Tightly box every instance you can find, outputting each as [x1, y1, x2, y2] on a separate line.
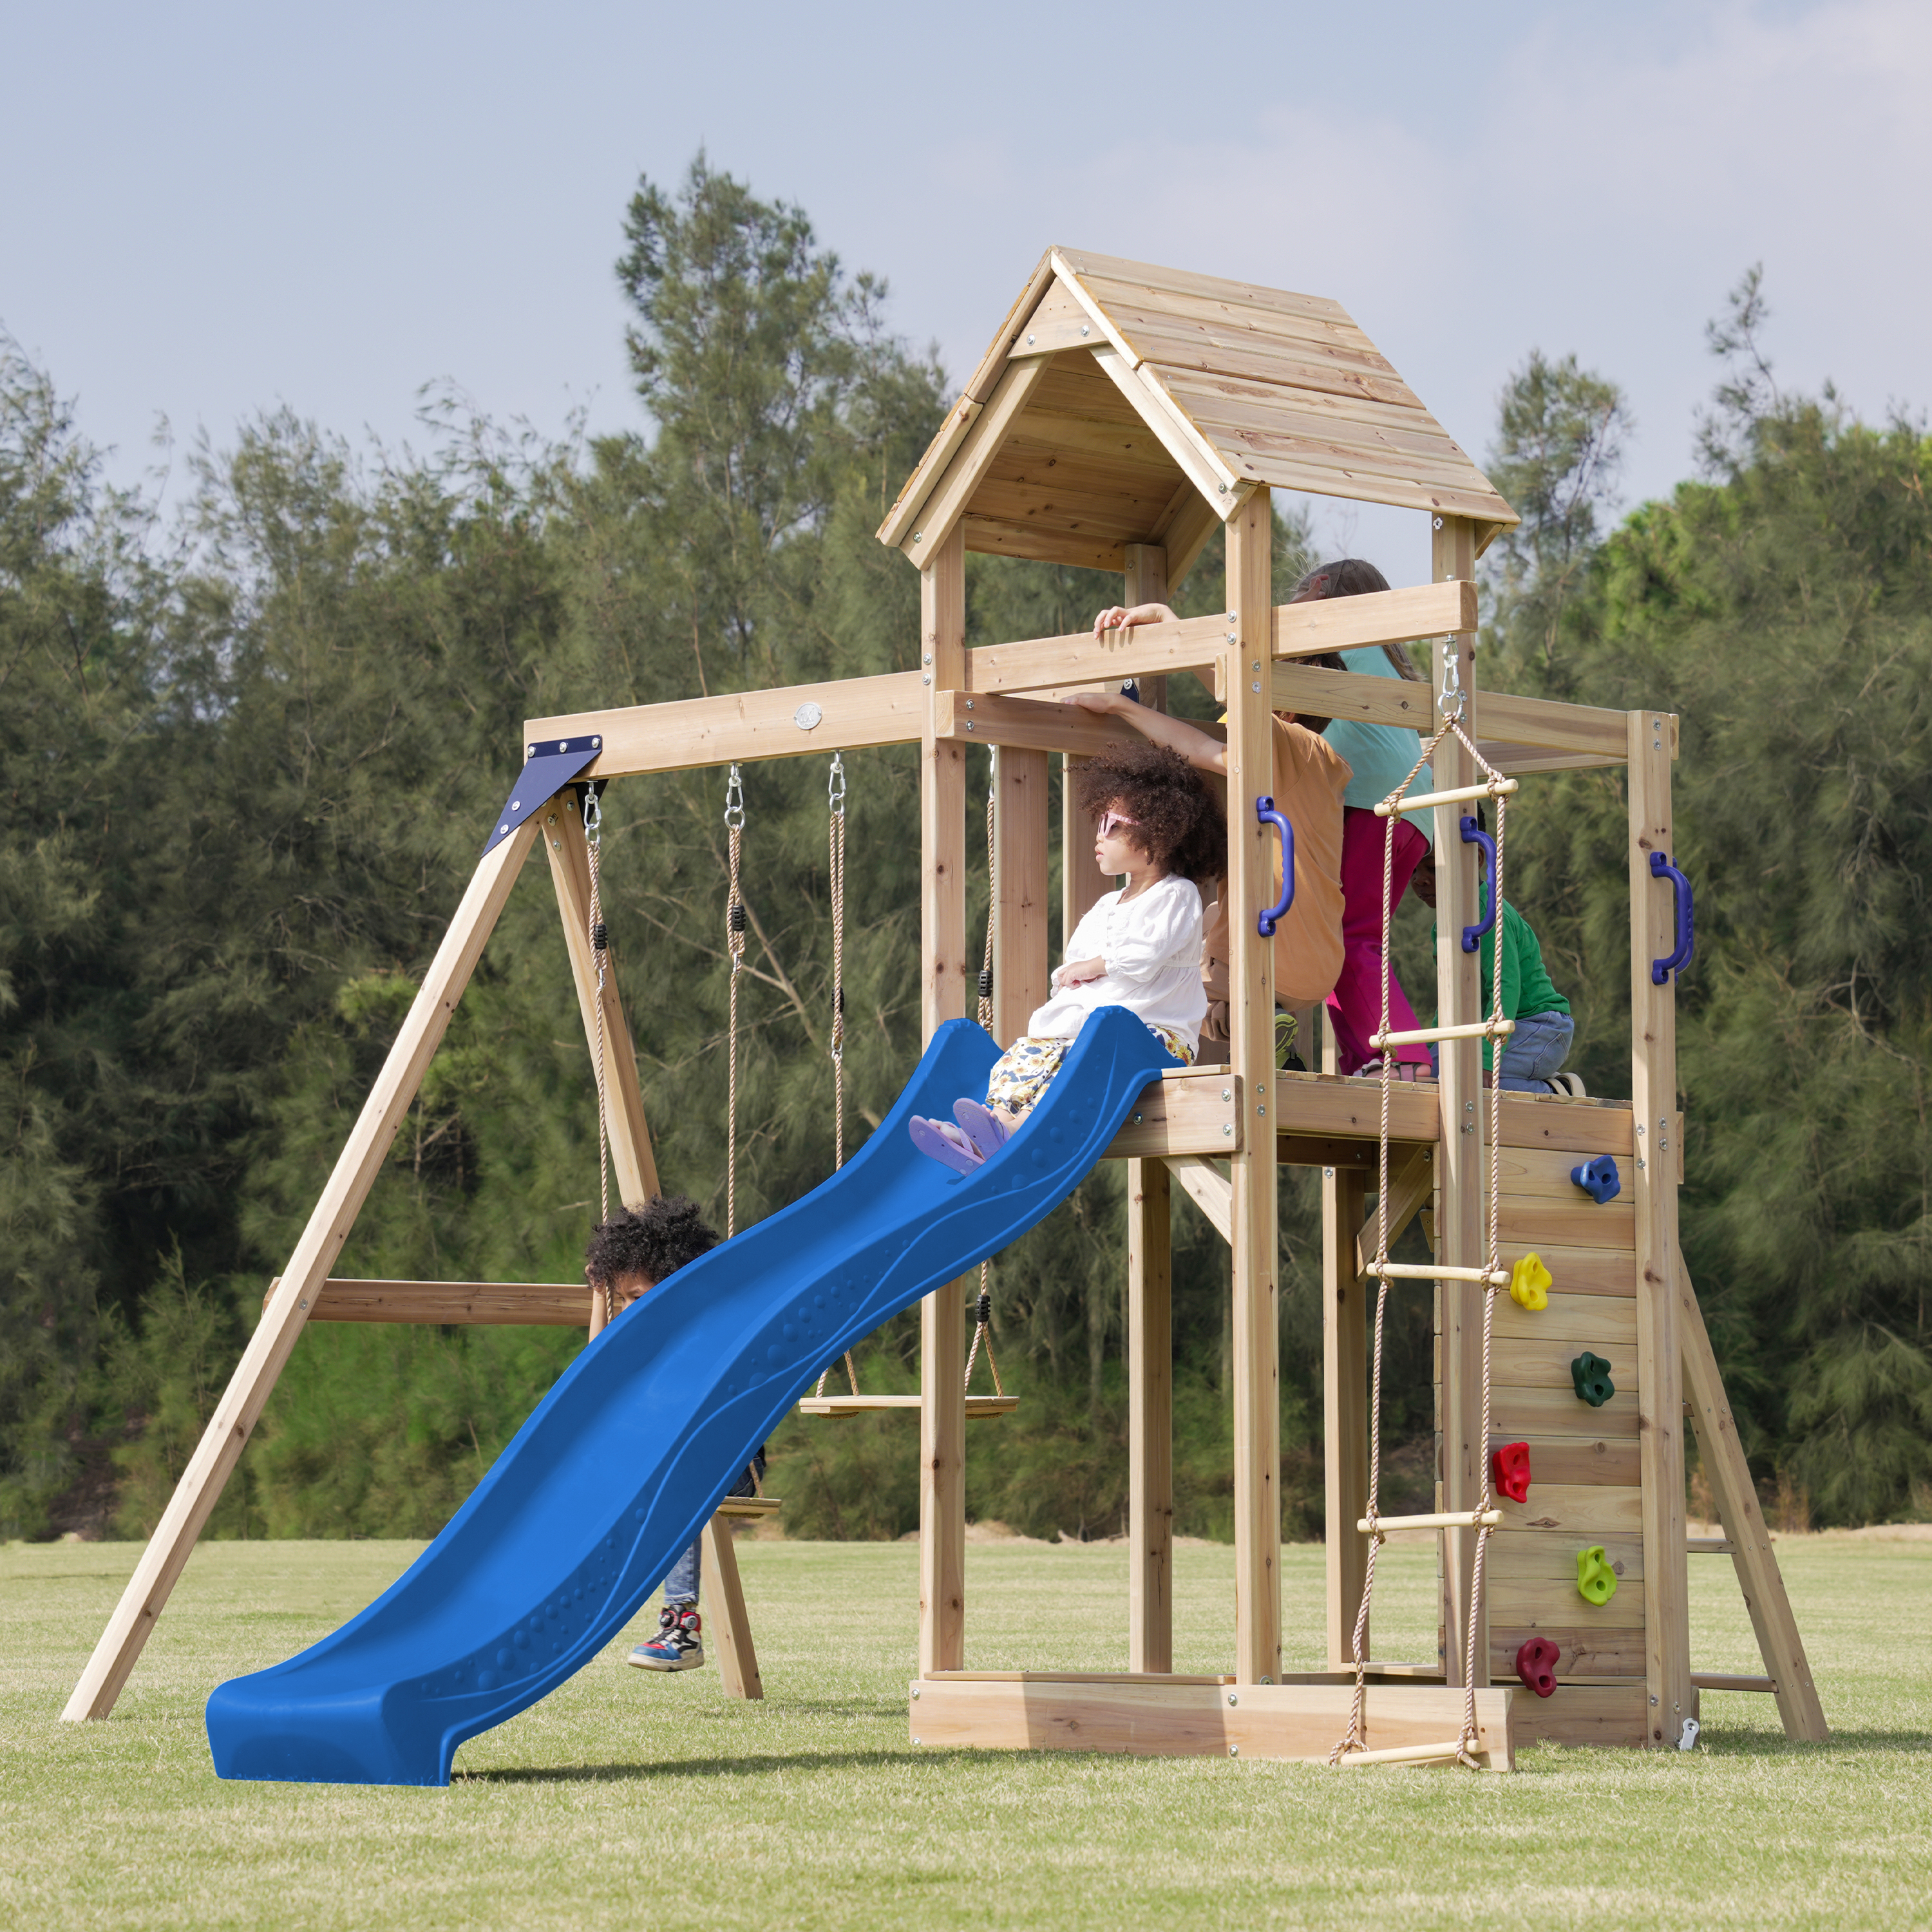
[663, 1454, 766, 1606]
[1498, 1010, 1573, 1092]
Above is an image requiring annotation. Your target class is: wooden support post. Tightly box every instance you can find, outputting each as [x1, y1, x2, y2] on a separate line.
[1629, 708, 1693, 1745]
[1061, 753, 1110, 947]
[1323, 1164, 1369, 1668]
[62, 820, 543, 1721]
[1675, 1247, 1828, 1742]
[1224, 489, 1281, 1685]
[700, 1518, 764, 1701]
[542, 793, 661, 1339]
[1128, 1157, 1173, 1672]
[1123, 542, 1170, 715]
[1431, 514, 1486, 1689]
[920, 524, 970, 1678]
[991, 746, 1052, 1045]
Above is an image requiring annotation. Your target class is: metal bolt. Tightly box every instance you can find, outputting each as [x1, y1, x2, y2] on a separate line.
[1026, 334, 1036, 346]
[1251, 681, 1261, 693]
[1256, 1105, 1266, 1117]
[551, 840, 561, 851]
[299, 1298, 307, 1309]
[1227, 1692, 1239, 1706]
[911, 1687, 920, 1699]
[1259, 1676, 1273, 1685]
[965, 721, 974, 731]
[913, 532, 922, 544]
[1256, 1084, 1265, 1096]
[1079, 323, 1089, 336]
[1133, 1112, 1143, 1124]
[1222, 1124, 1233, 1137]
[1434, 515, 1444, 529]
[912, 1736, 922, 1745]
[965, 699, 974, 710]
[1228, 1744, 1239, 1756]
[1222, 1090, 1232, 1102]
[923, 654, 933, 665]
[923, 674, 932, 685]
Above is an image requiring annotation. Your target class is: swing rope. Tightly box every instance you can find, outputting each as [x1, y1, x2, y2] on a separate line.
[816, 752, 862, 1400]
[1331, 654, 1512, 1772]
[724, 764, 746, 1242]
[583, 784, 618, 1329]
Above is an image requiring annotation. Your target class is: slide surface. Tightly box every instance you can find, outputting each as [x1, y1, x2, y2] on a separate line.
[205, 1009, 1173, 1785]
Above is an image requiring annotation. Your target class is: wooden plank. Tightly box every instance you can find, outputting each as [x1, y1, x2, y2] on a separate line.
[62, 818, 543, 1723]
[1489, 1387, 1641, 1441]
[959, 516, 1128, 573]
[1046, 252, 1148, 368]
[1494, 1484, 1645, 1536]
[1225, 493, 1281, 1687]
[879, 393, 982, 547]
[903, 355, 1057, 565]
[1132, 334, 1425, 411]
[1006, 277, 1101, 357]
[1101, 1072, 1243, 1160]
[1162, 487, 1223, 591]
[1431, 522, 1486, 1696]
[714, 1496, 782, 1519]
[1629, 709, 1690, 1749]
[1497, 1244, 1637, 1297]
[1501, 1437, 1642, 1486]
[920, 527, 969, 1680]
[305, 1279, 591, 1325]
[1122, 544, 1170, 714]
[1490, 1336, 1640, 1394]
[928, 1671, 1231, 1684]
[700, 1517, 763, 1701]
[1273, 1070, 1439, 1143]
[1002, 411, 1183, 468]
[1490, 1631, 1649, 1680]
[797, 1395, 1018, 1420]
[966, 479, 1171, 545]
[1508, 1683, 1649, 1748]
[1694, 1672, 1779, 1693]
[1188, 410, 1508, 498]
[1274, 663, 1429, 730]
[1493, 1291, 1638, 1347]
[1168, 1154, 1233, 1241]
[1496, 1103, 1634, 1159]
[1281, 1133, 1424, 1170]
[1128, 1159, 1173, 1674]
[907, 1677, 1512, 1769]
[1488, 1531, 1643, 1582]
[1050, 247, 1354, 327]
[1088, 287, 1405, 383]
[934, 688, 1141, 759]
[1676, 1247, 1829, 1741]
[992, 746, 1051, 1045]
[1325, 1167, 1370, 1669]
[972, 610, 1231, 696]
[1229, 448, 1522, 526]
[1487, 1143, 1633, 1200]
[1275, 580, 1475, 658]
[1490, 1577, 1645, 1629]
[1479, 689, 1631, 760]
[525, 672, 927, 781]
[1483, 746, 1627, 777]
[1157, 374, 1481, 469]
[1495, 1200, 1635, 1252]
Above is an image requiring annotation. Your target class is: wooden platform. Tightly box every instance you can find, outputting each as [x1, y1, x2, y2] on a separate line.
[909, 1674, 1513, 1768]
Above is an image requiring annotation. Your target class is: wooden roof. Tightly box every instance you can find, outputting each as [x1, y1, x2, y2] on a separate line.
[879, 247, 1518, 581]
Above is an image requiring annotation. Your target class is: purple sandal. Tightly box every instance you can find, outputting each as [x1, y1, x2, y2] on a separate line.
[910, 1115, 983, 1175]
[952, 1099, 1011, 1160]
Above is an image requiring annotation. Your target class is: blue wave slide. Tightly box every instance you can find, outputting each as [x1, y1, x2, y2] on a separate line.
[206, 1008, 1173, 1785]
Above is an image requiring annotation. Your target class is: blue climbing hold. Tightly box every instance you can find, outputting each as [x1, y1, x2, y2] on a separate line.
[1571, 1155, 1622, 1204]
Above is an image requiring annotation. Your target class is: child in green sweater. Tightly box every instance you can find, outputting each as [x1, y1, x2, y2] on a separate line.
[1412, 851, 1583, 1097]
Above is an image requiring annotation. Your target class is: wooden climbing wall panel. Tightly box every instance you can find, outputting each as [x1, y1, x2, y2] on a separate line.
[1436, 1122, 1650, 1749]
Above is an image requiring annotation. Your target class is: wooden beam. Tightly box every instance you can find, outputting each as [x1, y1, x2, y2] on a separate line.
[934, 688, 1142, 759]
[1432, 516, 1486, 1693]
[906, 1676, 1513, 1768]
[62, 819, 543, 1722]
[526, 672, 927, 781]
[1101, 1070, 1241, 1159]
[1091, 346, 1244, 509]
[920, 526, 970, 1679]
[1005, 277, 1098, 358]
[991, 746, 1052, 1045]
[1224, 489, 1282, 1686]
[1128, 1158, 1173, 1674]
[1276, 580, 1475, 659]
[878, 394, 981, 547]
[1675, 1247, 1828, 1741]
[973, 610, 1231, 699]
[701, 1517, 764, 1700]
[1629, 707, 1693, 1747]
[1324, 1165, 1370, 1669]
[1354, 1146, 1435, 1281]
[1479, 690, 1634, 760]
[1167, 1153, 1233, 1241]
[900, 356, 1056, 565]
[1123, 544, 1170, 714]
[302, 1279, 591, 1325]
[1274, 663, 1431, 732]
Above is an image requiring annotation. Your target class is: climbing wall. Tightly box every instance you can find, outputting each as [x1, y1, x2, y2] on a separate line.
[1436, 1109, 1651, 1748]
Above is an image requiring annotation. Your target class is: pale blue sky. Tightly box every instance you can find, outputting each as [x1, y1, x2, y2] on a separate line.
[5, 0, 1926, 582]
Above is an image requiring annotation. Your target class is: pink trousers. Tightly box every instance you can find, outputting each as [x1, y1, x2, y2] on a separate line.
[1324, 810, 1430, 1074]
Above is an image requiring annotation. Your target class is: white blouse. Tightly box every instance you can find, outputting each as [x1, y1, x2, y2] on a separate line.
[1024, 874, 1207, 1051]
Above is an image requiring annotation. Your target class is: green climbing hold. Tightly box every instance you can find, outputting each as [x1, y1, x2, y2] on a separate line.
[1571, 1350, 1615, 1406]
[1577, 1545, 1619, 1606]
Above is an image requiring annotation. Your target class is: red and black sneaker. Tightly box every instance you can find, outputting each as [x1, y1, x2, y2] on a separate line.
[627, 1604, 705, 1671]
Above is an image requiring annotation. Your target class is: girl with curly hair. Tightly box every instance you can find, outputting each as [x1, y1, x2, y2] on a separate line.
[910, 742, 1222, 1173]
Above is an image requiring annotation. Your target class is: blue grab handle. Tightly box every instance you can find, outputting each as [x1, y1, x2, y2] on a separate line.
[1459, 815, 1498, 954]
[1256, 796, 1294, 937]
[1649, 851, 1694, 983]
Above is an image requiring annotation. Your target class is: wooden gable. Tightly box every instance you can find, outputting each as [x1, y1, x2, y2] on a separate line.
[880, 247, 1517, 583]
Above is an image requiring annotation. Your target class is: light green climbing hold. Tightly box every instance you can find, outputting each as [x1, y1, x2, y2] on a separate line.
[1577, 1545, 1619, 1607]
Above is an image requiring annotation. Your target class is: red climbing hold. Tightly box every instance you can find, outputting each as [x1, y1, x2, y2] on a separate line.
[1492, 1441, 1532, 1504]
[1516, 1636, 1560, 1699]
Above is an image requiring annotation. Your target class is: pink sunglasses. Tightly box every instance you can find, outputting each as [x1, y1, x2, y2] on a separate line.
[1097, 810, 1139, 838]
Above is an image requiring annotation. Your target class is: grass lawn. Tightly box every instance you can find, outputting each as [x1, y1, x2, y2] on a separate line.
[3, 1529, 1928, 1929]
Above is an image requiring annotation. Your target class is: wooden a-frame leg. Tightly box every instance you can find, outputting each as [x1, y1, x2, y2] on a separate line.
[1676, 1248, 1828, 1742]
[701, 1518, 764, 1701]
[62, 820, 544, 1721]
[541, 795, 661, 1338]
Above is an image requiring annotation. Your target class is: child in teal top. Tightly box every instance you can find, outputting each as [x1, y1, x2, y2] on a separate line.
[1414, 858, 1582, 1096]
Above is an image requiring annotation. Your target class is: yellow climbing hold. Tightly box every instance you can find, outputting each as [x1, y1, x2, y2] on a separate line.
[1509, 1252, 1553, 1311]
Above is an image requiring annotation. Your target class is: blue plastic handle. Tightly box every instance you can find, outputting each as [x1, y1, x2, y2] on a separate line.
[1649, 851, 1695, 983]
[1459, 815, 1498, 954]
[1256, 795, 1294, 937]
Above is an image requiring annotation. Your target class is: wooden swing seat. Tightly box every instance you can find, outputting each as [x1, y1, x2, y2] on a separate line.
[796, 1394, 1018, 1420]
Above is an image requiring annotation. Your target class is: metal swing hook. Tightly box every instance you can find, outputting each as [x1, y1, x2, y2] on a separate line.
[1438, 644, 1466, 724]
[828, 752, 846, 817]
[724, 764, 746, 831]
[581, 782, 603, 844]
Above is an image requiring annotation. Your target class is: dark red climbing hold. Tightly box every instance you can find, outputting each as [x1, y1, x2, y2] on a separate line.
[1516, 1636, 1560, 1699]
[1492, 1441, 1532, 1504]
